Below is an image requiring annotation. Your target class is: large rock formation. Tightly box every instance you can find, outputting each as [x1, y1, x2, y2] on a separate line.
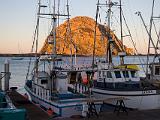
[40, 16, 134, 56]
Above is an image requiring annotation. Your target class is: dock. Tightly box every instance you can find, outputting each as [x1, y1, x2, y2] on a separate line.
[53, 109, 160, 120]
[8, 90, 50, 120]
[7, 90, 160, 120]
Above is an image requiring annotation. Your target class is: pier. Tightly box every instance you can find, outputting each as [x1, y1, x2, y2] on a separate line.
[53, 109, 160, 120]
[6, 90, 160, 120]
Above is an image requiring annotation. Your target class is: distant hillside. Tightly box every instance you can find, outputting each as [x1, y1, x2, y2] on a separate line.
[40, 16, 134, 56]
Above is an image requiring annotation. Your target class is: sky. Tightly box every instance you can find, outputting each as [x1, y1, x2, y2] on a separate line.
[0, 0, 160, 54]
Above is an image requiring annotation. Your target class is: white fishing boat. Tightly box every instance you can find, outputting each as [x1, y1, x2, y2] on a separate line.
[25, 0, 101, 117]
[92, 0, 160, 110]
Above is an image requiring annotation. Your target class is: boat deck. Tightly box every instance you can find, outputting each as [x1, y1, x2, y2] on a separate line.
[7, 90, 50, 120]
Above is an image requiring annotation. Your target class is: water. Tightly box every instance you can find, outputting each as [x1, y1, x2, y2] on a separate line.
[0, 57, 31, 93]
[0, 55, 155, 93]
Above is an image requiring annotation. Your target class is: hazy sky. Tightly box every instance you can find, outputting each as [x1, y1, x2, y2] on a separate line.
[0, 0, 160, 54]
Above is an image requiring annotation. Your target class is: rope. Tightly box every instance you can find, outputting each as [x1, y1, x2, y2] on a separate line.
[26, 3, 40, 80]
[122, 10, 145, 73]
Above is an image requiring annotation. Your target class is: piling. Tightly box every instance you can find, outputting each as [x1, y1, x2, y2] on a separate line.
[4, 59, 10, 91]
[0, 73, 2, 90]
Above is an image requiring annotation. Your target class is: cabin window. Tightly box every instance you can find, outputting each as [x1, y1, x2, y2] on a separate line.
[131, 71, 136, 78]
[41, 79, 48, 84]
[107, 71, 112, 78]
[155, 66, 160, 75]
[123, 71, 129, 78]
[114, 71, 121, 78]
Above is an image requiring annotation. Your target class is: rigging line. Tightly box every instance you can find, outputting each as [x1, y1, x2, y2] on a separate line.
[98, 11, 105, 42]
[47, 0, 52, 34]
[99, 6, 108, 14]
[26, 26, 37, 80]
[139, 15, 147, 54]
[48, 0, 51, 13]
[153, 20, 160, 62]
[153, 20, 160, 48]
[122, 10, 145, 72]
[127, 0, 140, 53]
[26, 0, 41, 80]
[105, 13, 124, 53]
[111, 14, 125, 52]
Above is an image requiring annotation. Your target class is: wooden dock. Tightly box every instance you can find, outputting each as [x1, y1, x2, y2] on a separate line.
[7, 90, 160, 120]
[8, 90, 50, 120]
[53, 109, 160, 120]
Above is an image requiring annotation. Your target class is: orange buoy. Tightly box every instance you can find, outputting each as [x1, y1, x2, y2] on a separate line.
[47, 108, 54, 116]
[82, 78, 88, 84]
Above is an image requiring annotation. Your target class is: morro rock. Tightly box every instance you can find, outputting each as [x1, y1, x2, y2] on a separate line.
[40, 16, 134, 56]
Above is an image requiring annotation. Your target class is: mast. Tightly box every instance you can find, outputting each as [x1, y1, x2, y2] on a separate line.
[146, 0, 155, 76]
[119, 0, 125, 65]
[106, 0, 113, 64]
[66, 0, 74, 68]
[120, 0, 123, 46]
[92, 0, 100, 68]
[35, 0, 41, 75]
[52, 1, 57, 67]
[52, 0, 57, 61]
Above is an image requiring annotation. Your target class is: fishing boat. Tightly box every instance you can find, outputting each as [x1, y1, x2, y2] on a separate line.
[91, 0, 160, 110]
[25, 0, 101, 117]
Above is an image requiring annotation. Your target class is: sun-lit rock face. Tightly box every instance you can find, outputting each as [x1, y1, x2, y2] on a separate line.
[40, 16, 134, 56]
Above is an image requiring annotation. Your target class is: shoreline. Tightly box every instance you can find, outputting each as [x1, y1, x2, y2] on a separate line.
[0, 53, 152, 57]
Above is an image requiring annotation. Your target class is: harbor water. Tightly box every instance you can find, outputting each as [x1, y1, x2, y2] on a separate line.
[0, 55, 153, 93]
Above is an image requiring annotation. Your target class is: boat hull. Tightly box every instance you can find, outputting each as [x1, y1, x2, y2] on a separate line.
[92, 88, 160, 110]
[25, 86, 101, 117]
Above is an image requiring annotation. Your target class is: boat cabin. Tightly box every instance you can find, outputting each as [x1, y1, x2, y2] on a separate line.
[94, 64, 141, 90]
[34, 71, 49, 89]
[149, 63, 160, 80]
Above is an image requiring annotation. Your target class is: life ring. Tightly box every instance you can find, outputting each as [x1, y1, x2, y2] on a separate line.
[47, 108, 54, 116]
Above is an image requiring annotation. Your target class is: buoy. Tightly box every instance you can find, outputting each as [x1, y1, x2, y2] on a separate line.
[47, 108, 54, 116]
[82, 78, 88, 84]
